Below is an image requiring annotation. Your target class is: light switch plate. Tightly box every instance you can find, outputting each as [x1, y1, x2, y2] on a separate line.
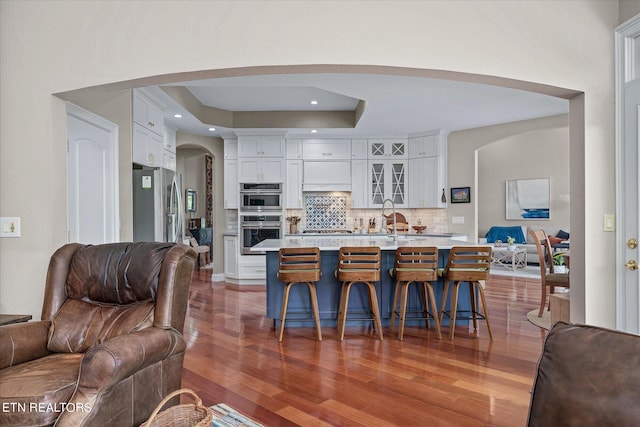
[451, 216, 465, 224]
[0, 217, 21, 237]
[603, 214, 615, 232]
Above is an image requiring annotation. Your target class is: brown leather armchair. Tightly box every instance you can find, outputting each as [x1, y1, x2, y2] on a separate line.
[0, 242, 196, 427]
[528, 321, 640, 426]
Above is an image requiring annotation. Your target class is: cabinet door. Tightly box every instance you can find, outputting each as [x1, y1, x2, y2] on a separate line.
[132, 122, 162, 167]
[147, 132, 163, 167]
[224, 139, 238, 159]
[351, 159, 368, 208]
[261, 137, 285, 157]
[132, 123, 149, 166]
[237, 137, 261, 157]
[409, 135, 440, 158]
[369, 160, 408, 207]
[163, 127, 176, 152]
[261, 158, 285, 182]
[285, 160, 303, 208]
[368, 139, 408, 159]
[409, 157, 445, 208]
[238, 158, 260, 182]
[162, 149, 176, 171]
[302, 139, 351, 160]
[351, 139, 368, 159]
[224, 160, 238, 208]
[286, 139, 303, 159]
[133, 91, 163, 136]
[224, 235, 238, 278]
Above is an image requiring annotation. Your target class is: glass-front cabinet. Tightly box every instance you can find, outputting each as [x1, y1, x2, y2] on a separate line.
[368, 139, 408, 159]
[369, 160, 408, 208]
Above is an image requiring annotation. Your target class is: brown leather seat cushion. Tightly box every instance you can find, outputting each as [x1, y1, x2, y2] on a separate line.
[0, 353, 83, 426]
[528, 322, 640, 426]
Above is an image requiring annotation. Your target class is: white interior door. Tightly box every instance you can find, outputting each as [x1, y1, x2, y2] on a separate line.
[616, 17, 640, 333]
[67, 104, 119, 244]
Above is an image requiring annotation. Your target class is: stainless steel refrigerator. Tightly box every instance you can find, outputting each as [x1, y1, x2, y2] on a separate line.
[132, 168, 183, 243]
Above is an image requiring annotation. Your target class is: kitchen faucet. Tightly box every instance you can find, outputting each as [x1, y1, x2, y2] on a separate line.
[382, 198, 398, 241]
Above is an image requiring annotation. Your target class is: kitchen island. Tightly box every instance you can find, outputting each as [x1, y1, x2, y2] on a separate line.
[252, 236, 481, 331]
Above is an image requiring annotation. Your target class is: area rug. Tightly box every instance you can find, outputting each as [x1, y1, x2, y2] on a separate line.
[210, 403, 264, 427]
[491, 265, 541, 279]
[527, 309, 550, 330]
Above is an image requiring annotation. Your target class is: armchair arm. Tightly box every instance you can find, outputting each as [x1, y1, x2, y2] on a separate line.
[0, 321, 51, 369]
[77, 327, 185, 392]
[55, 327, 185, 426]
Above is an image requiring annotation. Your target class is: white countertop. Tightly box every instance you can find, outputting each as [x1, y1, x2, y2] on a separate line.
[251, 236, 480, 252]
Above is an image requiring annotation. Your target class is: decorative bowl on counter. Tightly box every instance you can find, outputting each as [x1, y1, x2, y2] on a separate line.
[412, 225, 427, 234]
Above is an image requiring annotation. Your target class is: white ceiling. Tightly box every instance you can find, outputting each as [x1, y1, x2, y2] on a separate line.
[146, 73, 569, 139]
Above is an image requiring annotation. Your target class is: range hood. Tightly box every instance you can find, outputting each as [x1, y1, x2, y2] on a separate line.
[302, 160, 352, 192]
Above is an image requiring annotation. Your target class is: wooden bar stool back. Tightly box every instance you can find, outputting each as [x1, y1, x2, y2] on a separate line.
[439, 246, 493, 340]
[390, 246, 441, 340]
[277, 247, 322, 342]
[336, 246, 383, 341]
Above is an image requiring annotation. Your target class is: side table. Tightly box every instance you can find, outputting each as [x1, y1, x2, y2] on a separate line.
[491, 247, 527, 271]
[0, 314, 32, 326]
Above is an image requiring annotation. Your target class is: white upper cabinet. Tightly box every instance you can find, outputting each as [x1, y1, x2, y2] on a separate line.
[286, 139, 303, 159]
[133, 90, 163, 137]
[163, 126, 176, 153]
[368, 139, 408, 159]
[351, 139, 368, 159]
[302, 139, 351, 160]
[238, 136, 285, 157]
[132, 122, 163, 167]
[224, 139, 238, 159]
[408, 135, 441, 158]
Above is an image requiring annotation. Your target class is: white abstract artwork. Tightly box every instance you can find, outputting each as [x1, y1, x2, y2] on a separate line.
[506, 178, 550, 220]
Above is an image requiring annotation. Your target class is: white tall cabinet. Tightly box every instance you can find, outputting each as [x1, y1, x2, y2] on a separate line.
[223, 139, 238, 209]
[408, 132, 448, 208]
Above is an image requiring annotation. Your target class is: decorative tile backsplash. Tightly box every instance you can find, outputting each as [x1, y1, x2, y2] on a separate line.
[305, 195, 347, 230]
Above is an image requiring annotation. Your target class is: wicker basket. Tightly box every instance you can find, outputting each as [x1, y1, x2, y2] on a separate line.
[140, 388, 214, 427]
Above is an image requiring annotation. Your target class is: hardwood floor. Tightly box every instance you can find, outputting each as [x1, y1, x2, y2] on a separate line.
[181, 270, 547, 426]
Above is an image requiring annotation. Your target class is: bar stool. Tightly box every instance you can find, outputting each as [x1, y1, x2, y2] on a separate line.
[390, 246, 441, 340]
[277, 247, 322, 342]
[335, 246, 383, 341]
[439, 246, 493, 340]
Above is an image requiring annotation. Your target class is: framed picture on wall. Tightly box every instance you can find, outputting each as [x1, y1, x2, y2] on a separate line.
[450, 187, 471, 203]
[506, 178, 550, 220]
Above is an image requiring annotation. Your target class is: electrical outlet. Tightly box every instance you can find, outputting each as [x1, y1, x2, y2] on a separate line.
[451, 216, 465, 224]
[0, 217, 21, 237]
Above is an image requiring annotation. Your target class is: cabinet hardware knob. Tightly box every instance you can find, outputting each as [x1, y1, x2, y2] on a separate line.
[628, 238, 638, 249]
[625, 260, 638, 271]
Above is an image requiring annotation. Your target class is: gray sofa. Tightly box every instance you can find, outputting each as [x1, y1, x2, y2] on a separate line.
[479, 225, 570, 265]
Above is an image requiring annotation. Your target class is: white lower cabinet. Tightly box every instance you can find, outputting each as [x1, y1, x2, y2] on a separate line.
[224, 235, 238, 278]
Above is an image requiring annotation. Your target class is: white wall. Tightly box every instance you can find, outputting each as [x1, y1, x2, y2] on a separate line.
[0, 1, 617, 327]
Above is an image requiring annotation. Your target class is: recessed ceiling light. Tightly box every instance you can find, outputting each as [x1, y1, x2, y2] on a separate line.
[310, 129, 318, 133]
[208, 127, 216, 132]
[173, 113, 183, 118]
[310, 100, 318, 105]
